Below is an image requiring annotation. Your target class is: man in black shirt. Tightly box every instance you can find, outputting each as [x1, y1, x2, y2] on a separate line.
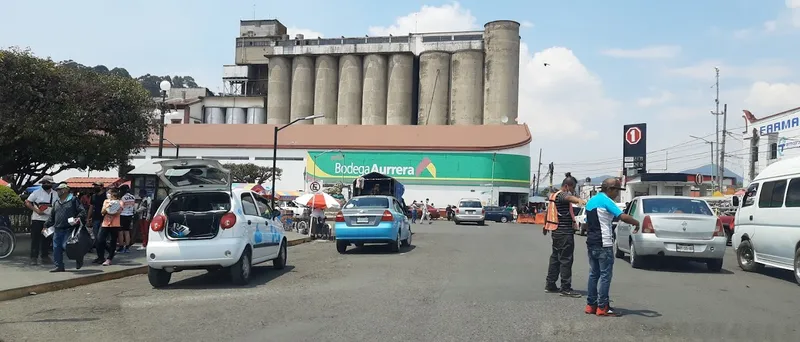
[87, 182, 106, 253]
[545, 173, 586, 297]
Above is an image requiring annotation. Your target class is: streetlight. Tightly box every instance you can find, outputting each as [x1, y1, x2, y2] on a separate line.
[157, 80, 172, 157]
[271, 114, 324, 211]
[690, 135, 716, 192]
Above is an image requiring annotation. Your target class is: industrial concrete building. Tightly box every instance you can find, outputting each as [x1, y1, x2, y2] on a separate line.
[214, 19, 521, 126]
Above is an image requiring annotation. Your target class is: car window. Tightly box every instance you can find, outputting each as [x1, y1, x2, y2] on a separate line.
[344, 197, 389, 209]
[459, 200, 482, 208]
[627, 200, 637, 215]
[785, 178, 800, 207]
[758, 180, 786, 208]
[641, 198, 713, 215]
[741, 183, 759, 208]
[240, 193, 258, 216]
[254, 195, 273, 218]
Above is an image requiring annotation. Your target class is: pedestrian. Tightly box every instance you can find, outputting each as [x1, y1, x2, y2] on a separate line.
[44, 183, 87, 272]
[135, 189, 152, 251]
[410, 200, 418, 223]
[24, 176, 57, 265]
[94, 188, 122, 266]
[543, 172, 586, 297]
[87, 182, 106, 254]
[584, 178, 639, 316]
[118, 184, 135, 253]
[422, 198, 431, 224]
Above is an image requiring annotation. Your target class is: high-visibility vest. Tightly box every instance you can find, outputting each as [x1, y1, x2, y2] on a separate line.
[544, 191, 574, 231]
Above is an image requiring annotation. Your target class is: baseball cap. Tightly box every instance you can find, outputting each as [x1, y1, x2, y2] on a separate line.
[56, 183, 70, 190]
[40, 176, 54, 184]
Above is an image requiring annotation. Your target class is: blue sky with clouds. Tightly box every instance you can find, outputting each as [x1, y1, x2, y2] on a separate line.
[3, 0, 798, 178]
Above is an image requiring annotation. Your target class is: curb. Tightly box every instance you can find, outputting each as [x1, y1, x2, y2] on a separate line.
[0, 237, 314, 302]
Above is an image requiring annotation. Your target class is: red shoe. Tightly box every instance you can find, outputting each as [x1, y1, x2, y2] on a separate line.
[596, 305, 621, 317]
[584, 305, 597, 314]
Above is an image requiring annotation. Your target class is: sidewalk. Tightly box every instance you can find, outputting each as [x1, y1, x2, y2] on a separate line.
[1, 231, 311, 301]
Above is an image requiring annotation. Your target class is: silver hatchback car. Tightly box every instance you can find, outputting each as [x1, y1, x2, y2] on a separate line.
[454, 198, 485, 225]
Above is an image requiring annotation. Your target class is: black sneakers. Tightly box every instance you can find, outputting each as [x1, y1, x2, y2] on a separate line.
[559, 289, 582, 298]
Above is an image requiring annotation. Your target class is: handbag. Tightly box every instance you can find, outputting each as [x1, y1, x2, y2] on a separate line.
[66, 224, 92, 260]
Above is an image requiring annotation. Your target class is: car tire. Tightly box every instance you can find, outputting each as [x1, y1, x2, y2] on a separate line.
[230, 247, 252, 286]
[629, 241, 644, 269]
[614, 239, 624, 259]
[706, 258, 723, 272]
[336, 240, 348, 254]
[500, 216, 508, 223]
[454, 220, 461, 225]
[273, 240, 287, 270]
[736, 240, 762, 272]
[794, 248, 800, 285]
[478, 221, 485, 226]
[402, 229, 412, 247]
[389, 231, 401, 253]
[148, 267, 171, 288]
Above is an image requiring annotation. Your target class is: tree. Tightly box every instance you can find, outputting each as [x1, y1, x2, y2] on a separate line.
[0, 186, 24, 209]
[0, 48, 156, 192]
[223, 163, 282, 183]
[323, 182, 344, 195]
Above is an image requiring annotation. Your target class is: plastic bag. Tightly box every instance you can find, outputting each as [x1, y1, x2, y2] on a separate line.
[66, 225, 92, 260]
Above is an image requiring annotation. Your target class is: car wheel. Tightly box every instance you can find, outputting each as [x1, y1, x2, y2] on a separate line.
[230, 247, 252, 286]
[794, 248, 800, 285]
[336, 240, 348, 254]
[273, 240, 287, 270]
[500, 216, 508, 223]
[614, 239, 624, 259]
[478, 221, 485, 226]
[389, 231, 401, 253]
[454, 220, 461, 225]
[736, 240, 762, 272]
[706, 258, 723, 272]
[402, 229, 412, 247]
[148, 267, 171, 288]
[629, 241, 644, 269]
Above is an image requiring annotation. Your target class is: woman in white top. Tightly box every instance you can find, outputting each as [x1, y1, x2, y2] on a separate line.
[117, 185, 136, 253]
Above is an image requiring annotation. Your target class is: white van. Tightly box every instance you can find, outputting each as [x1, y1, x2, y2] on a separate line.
[732, 156, 800, 284]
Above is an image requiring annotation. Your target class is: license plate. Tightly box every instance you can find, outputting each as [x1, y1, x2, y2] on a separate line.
[467, 210, 475, 214]
[356, 217, 369, 224]
[676, 244, 694, 253]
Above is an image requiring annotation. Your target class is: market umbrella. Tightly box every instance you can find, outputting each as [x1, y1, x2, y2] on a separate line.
[295, 192, 341, 209]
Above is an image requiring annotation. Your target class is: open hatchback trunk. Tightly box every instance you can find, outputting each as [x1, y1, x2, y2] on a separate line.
[162, 192, 232, 239]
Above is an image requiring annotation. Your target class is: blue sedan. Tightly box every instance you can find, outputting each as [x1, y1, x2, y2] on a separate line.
[334, 196, 412, 254]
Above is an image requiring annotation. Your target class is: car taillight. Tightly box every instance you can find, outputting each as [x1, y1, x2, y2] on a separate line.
[220, 212, 237, 229]
[381, 210, 393, 222]
[713, 218, 725, 237]
[641, 215, 655, 234]
[335, 212, 345, 222]
[481, 208, 485, 214]
[455, 208, 459, 213]
[150, 214, 166, 232]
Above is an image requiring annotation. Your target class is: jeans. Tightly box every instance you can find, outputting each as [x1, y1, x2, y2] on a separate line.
[411, 210, 417, 223]
[52, 228, 70, 269]
[92, 219, 102, 249]
[587, 246, 615, 307]
[29, 220, 51, 259]
[546, 233, 575, 290]
[97, 227, 119, 261]
[139, 219, 150, 247]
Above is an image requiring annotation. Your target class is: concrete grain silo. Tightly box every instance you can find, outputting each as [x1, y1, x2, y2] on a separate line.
[361, 54, 388, 125]
[290, 56, 315, 125]
[246, 108, 266, 124]
[483, 20, 521, 125]
[205, 107, 226, 124]
[313, 55, 338, 124]
[417, 51, 451, 125]
[386, 54, 414, 125]
[336, 55, 363, 125]
[267, 56, 291, 124]
[225, 107, 247, 124]
[449, 50, 484, 125]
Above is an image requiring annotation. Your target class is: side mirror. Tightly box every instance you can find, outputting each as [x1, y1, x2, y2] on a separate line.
[732, 196, 739, 207]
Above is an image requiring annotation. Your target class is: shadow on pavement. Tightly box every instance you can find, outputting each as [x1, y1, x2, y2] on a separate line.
[346, 244, 416, 255]
[615, 307, 662, 318]
[160, 265, 295, 290]
[0, 317, 101, 325]
[624, 257, 735, 275]
[750, 267, 797, 284]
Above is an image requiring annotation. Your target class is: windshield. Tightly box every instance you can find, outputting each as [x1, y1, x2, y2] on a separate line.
[459, 201, 482, 208]
[344, 197, 390, 209]
[642, 198, 713, 216]
[163, 167, 228, 187]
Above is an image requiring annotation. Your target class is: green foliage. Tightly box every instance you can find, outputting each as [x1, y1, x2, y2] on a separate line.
[0, 48, 156, 192]
[60, 61, 200, 97]
[323, 182, 344, 195]
[0, 186, 24, 209]
[223, 163, 282, 183]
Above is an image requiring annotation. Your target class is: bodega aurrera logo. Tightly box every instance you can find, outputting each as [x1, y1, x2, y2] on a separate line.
[333, 157, 437, 178]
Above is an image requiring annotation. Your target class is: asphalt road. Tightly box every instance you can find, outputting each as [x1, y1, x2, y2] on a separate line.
[1, 221, 798, 342]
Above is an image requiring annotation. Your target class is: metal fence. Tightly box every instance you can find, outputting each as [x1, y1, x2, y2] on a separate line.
[0, 208, 32, 233]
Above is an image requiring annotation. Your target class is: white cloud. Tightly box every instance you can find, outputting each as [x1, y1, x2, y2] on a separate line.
[367, 3, 477, 35]
[666, 60, 793, 82]
[637, 91, 674, 107]
[521, 21, 534, 28]
[733, 0, 800, 38]
[744, 81, 800, 114]
[287, 27, 324, 39]
[601, 45, 681, 59]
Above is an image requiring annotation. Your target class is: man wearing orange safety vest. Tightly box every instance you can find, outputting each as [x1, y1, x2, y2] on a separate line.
[544, 172, 586, 297]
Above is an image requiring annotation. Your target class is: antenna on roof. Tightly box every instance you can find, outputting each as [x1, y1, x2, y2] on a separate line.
[252, 3, 256, 19]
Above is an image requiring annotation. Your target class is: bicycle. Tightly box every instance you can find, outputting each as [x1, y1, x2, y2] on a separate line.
[0, 215, 16, 259]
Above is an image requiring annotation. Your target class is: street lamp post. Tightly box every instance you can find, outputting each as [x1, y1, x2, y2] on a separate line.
[271, 114, 324, 211]
[690, 135, 716, 192]
[157, 80, 172, 158]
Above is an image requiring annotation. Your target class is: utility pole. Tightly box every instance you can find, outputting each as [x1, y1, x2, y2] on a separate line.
[749, 128, 758, 182]
[548, 162, 554, 193]
[712, 67, 721, 192]
[535, 148, 542, 193]
[719, 104, 728, 192]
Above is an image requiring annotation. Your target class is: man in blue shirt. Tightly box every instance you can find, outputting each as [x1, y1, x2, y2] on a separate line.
[583, 178, 639, 317]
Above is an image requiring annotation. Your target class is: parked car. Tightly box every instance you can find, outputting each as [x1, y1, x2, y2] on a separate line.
[454, 198, 485, 225]
[574, 206, 587, 235]
[484, 206, 513, 223]
[335, 195, 412, 254]
[406, 204, 441, 220]
[614, 196, 726, 272]
[146, 159, 287, 288]
[732, 156, 800, 284]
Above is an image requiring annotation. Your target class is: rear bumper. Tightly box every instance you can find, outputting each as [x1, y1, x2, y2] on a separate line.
[335, 222, 397, 242]
[632, 235, 727, 259]
[455, 214, 484, 222]
[146, 237, 248, 269]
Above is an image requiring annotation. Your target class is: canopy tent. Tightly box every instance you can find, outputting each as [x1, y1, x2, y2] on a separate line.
[528, 196, 547, 203]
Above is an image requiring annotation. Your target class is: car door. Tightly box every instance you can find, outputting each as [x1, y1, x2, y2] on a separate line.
[734, 182, 759, 243]
[239, 192, 267, 260]
[394, 199, 410, 240]
[618, 199, 638, 251]
[753, 179, 789, 264]
[254, 194, 281, 259]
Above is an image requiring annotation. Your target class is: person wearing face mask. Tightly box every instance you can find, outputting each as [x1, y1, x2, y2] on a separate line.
[543, 172, 586, 298]
[87, 182, 107, 254]
[24, 176, 57, 265]
[44, 183, 87, 272]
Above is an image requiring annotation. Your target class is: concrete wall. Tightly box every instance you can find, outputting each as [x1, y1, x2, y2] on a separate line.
[418, 51, 451, 125]
[450, 50, 484, 125]
[386, 54, 414, 125]
[267, 56, 291, 124]
[361, 54, 388, 125]
[483, 21, 521, 125]
[290, 56, 315, 124]
[337, 55, 363, 125]
[313, 55, 339, 124]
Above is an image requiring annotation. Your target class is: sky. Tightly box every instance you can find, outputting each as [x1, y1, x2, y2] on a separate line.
[3, 0, 799, 179]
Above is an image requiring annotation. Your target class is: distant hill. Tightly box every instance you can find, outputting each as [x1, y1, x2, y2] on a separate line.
[679, 165, 743, 184]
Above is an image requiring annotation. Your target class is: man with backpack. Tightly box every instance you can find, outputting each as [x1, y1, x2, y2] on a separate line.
[543, 173, 586, 297]
[45, 183, 87, 272]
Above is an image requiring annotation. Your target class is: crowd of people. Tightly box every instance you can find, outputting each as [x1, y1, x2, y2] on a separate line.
[24, 177, 152, 272]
